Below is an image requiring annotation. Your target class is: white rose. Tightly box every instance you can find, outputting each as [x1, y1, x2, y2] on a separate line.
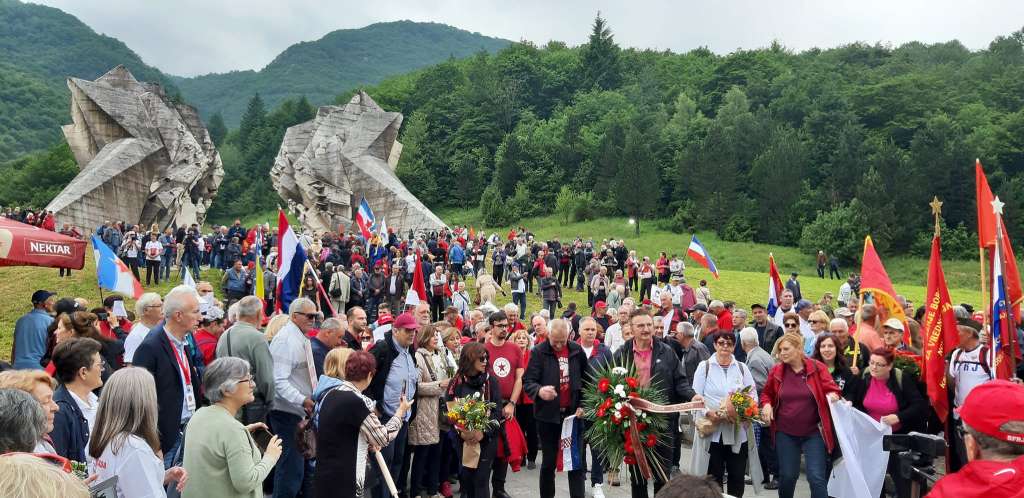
[612, 367, 628, 376]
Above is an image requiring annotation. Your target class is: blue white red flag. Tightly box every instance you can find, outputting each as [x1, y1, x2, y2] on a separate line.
[991, 222, 1014, 379]
[356, 196, 375, 240]
[556, 415, 582, 472]
[276, 210, 308, 313]
[91, 236, 143, 299]
[686, 235, 719, 279]
[767, 253, 784, 316]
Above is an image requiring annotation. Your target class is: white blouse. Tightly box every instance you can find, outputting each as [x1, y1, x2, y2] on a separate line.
[95, 434, 166, 498]
[692, 356, 757, 444]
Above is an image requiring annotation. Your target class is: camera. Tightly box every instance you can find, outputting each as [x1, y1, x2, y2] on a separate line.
[882, 432, 946, 498]
[96, 312, 109, 321]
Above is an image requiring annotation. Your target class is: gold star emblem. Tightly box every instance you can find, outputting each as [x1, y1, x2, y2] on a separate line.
[929, 196, 943, 217]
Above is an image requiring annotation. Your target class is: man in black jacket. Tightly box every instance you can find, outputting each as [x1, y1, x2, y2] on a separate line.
[524, 318, 589, 498]
[613, 309, 701, 498]
[132, 285, 204, 466]
[368, 312, 419, 498]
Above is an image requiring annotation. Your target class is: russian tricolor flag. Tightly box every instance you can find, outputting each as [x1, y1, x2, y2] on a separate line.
[686, 235, 719, 279]
[767, 253, 784, 316]
[355, 196, 375, 240]
[276, 210, 308, 313]
[91, 236, 143, 299]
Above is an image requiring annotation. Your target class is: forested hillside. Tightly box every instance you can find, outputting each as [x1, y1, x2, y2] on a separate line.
[0, 0, 175, 162]
[341, 16, 1024, 263]
[174, 21, 510, 126]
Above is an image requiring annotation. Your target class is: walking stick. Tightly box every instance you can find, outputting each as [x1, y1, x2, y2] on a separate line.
[373, 450, 399, 498]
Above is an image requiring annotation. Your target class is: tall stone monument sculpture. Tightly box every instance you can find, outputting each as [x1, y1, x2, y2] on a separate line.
[271, 91, 446, 234]
[47, 65, 223, 231]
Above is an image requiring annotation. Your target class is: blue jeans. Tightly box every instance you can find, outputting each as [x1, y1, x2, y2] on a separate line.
[374, 421, 409, 498]
[211, 251, 223, 271]
[512, 292, 526, 319]
[584, 420, 604, 486]
[161, 253, 174, 280]
[269, 410, 313, 498]
[775, 431, 829, 498]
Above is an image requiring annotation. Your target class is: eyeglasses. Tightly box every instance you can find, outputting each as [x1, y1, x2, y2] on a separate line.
[784, 322, 798, 328]
[296, 312, 318, 320]
[145, 304, 163, 309]
[493, 322, 509, 328]
[234, 376, 256, 387]
[869, 361, 891, 368]
[809, 320, 825, 324]
[715, 341, 734, 347]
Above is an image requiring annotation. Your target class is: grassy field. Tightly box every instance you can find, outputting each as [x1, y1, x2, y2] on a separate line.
[0, 209, 993, 362]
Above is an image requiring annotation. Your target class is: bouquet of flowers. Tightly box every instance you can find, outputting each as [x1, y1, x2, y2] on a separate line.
[893, 350, 922, 379]
[727, 386, 763, 424]
[447, 392, 499, 468]
[583, 361, 669, 479]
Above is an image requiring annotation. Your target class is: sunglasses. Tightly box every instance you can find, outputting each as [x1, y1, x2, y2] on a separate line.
[784, 322, 798, 328]
[715, 341, 734, 347]
[477, 356, 489, 362]
[296, 312, 319, 320]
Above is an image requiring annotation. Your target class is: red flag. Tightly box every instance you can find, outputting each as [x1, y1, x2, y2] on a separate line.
[922, 234, 959, 422]
[860, 236, 908, 342]
[412, 250, 428, 302]
[976, 161, 1022, 311]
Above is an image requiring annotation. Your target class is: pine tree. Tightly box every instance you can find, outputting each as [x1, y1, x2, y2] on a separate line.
[616, 127, 658, 235]
[207, 112, 227, 147]
[580, 13, 622, 91]
[238, 93, 266, 150]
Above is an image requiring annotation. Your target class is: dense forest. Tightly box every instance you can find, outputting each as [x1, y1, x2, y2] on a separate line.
[174, 21, 510, 126]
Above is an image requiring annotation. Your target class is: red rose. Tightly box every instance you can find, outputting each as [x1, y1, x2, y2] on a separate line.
[597, 407, 606, 418]
[624, 454, 637, 465]
[637, 422, 648, 431]
[600, 397, 613, 410]
[646, 433, 657, 447]
[626, 377, 639, 389]
[598, 378, 611, 393]
[619, 404, 632, 417]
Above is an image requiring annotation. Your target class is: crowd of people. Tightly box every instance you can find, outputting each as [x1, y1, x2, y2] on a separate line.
[3, 220, 1024, 498]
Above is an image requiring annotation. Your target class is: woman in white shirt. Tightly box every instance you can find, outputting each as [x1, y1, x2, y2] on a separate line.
[690, 331, 762, 498]
[89, 367, 187, 498]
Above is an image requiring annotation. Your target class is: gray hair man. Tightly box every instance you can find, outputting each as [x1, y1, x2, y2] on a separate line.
[267, 296, 319, 497]
[603, 304, 632, 353]
[216, 295, 275, 424]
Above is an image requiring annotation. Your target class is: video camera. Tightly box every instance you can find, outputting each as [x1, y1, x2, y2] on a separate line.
[882, 432, 946, 498]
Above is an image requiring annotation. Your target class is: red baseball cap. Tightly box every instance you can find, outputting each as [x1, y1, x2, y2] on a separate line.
[960, 379, 1024, 444]
[393, 312, 418, 330]
[377, 313, 393, 325]
[595, 301, 607, 309]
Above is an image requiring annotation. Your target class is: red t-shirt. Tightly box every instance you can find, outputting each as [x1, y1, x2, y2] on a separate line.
[486, 340, 522, 401]
[776, 365, 821, 437]
[193, 329, 219, 366]
[557, 346, 570, 409]
[929, 455, 1024, 498]
[717, 309, 734, 332]
[520, 348, 534, 405]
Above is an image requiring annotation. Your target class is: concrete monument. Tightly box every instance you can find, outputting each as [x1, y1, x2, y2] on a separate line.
[47, 65, 223, 230]
[271, 91, 445, 234]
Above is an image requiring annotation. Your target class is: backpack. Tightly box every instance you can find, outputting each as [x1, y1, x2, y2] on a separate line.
[951, 346, 992, 377]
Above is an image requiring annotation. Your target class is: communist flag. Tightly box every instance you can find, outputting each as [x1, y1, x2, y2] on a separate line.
[976, 161, 1023, 312]
[860, 236, 907, 341]
[922, 234, 959, 422]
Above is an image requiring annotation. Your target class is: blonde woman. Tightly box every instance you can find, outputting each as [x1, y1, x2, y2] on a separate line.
[312, 348, 355, 419]
[410, 323, 452, 498]
[89, 367, 187, 498]
[0, 453, 89, 498]
[263, 314, 290, 343]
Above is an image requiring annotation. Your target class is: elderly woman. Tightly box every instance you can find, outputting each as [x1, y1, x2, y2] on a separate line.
[760, 333, 841, 498]
[0, 388, 47, 453]
[690, 331, 762, 497]
[847, 348, 926, 498]
[806, 310, 830, 351]
[810, 333, 853, 396]
[90, 367, 187, 498]
[313, 351, 412, 498]
[182, 358, 282, 498]
[0, 370, 59, 453]
[0, 452, 90, 498]
[409, 323, 452, 498]
[50, 338, 105, 464]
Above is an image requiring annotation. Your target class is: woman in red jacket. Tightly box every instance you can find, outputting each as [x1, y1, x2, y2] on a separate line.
[760, 333, 842, 498]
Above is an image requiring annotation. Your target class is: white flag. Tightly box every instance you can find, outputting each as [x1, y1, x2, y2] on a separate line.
[828, 401, 891, 498]
[378, 217, 388, 241]
[183, 266, 196, 289]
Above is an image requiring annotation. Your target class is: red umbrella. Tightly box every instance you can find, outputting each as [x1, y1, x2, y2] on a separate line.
[0, 218, 86, 270]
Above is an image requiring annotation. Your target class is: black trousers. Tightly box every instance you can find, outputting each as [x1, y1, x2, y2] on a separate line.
[515, 403, 539, 462]
[640, 278, 654, 300]
[146, 260, 161, 285]
[494, 264, 504, 285]
[559, 264, 570, 287]
[457, 436, 497, 498]
[628, 442, 672, 498]
[708, 440, 748, 497]
[829, 266, 841, 280]
[538, 419, 586, 498]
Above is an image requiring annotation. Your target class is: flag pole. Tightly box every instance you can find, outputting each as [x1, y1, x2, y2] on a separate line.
[304, 259, 338, 318]
[981, 246, 988, 336]
[995, 204, 1018, 377]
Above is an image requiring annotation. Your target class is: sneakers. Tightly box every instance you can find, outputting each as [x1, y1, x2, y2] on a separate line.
[593, 484, 606, 498]
[527, 460, 536, 470]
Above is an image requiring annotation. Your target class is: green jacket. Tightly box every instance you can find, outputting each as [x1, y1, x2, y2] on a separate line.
[182, 405, 276, 498]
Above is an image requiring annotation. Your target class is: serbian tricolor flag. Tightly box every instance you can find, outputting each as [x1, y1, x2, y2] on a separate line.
[977, 160, 1023, 315]
[922, 232, 959, 422]
[355, 196, 375, 240]
[91, 236, 143, 299]
[275, 209, 307, 313]
[767, 253, 784, 317]
[990, 211, 1017, 379]
[686, 235, 719, 279]
[556, 415, 582, 472]
[860, 236, 908, 343]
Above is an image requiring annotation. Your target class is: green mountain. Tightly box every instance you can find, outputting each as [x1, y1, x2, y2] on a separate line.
[0, 0, 175, 162]
[174, 21, 510, 127]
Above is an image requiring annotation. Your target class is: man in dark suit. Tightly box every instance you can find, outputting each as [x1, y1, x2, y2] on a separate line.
[132, 285, 204, 468]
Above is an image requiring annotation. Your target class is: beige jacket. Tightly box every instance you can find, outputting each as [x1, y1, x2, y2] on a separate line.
[409, 349, 450, 445]
[475, 274, 503, 304]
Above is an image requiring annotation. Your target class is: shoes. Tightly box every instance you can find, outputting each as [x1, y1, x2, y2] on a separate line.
[527, 460, 536, 470]
[439, 481, 453, 498]
[765, 479, 779, 490]
[593, 483, 606, 498]
[744, 476, 753, 485]
[493, 490, 512, 498]
[670, 466, 681, 477]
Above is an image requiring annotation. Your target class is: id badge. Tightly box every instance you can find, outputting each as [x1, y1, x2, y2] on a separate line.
[185, 384, 197, 413]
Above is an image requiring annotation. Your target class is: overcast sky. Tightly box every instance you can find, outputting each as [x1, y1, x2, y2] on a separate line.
[33, 0, 1024, 77]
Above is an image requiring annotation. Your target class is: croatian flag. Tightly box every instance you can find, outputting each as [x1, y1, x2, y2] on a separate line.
[556, 415, 582, 472]
[276, 210, 308, 313]
[686, 235, 719, 279]
[91, 236, 143, 299]
[355, 196, 375, 240]
[767, 253, 784, 316]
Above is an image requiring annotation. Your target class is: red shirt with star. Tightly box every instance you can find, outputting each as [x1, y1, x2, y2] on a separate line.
[485, 340, 522, 401]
